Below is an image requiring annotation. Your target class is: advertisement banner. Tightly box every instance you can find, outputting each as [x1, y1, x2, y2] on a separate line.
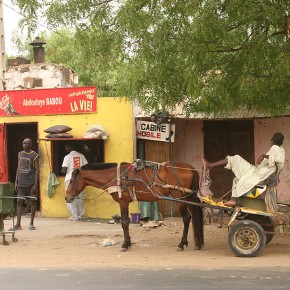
[136, 120, 175, 142]
[0, 86, 97, 116]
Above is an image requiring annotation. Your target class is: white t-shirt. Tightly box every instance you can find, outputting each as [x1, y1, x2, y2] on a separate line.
[62, 151, 88, 182]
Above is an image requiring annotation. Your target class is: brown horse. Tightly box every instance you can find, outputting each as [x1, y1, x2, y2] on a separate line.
[65, 160, 204, 251]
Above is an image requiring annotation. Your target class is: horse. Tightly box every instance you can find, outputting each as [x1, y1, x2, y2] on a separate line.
[65, 160, 204, 251]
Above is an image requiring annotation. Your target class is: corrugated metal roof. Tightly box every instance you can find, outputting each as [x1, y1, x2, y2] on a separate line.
[180, 107, 290, 119]
[134, 105, 290, 120]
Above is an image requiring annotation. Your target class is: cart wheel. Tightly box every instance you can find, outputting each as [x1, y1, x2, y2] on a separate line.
[241, 214, 275, 245]
[228, 220, 266, 257]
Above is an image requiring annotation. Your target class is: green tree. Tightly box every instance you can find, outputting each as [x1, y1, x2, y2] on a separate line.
[43, 27, 125, 97]
[12, 0, 290, 115]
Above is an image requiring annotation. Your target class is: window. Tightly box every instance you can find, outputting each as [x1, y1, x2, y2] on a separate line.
[51, 139, 104, 176]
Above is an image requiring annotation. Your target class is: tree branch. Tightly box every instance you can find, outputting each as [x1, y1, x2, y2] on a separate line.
[95, 0, 114, 5]
[269, 30, 286, 37]
[208, 47, 244, 53]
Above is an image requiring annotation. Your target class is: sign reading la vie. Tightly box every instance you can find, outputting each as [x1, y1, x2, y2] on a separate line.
[136, 120, 175, 142]
[0, 86, 97, 116]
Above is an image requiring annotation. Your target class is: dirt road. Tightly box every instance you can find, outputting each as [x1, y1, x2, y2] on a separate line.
[1, 215, 290, 269]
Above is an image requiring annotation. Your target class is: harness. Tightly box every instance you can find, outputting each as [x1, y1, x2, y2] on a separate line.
[107, 159, 194, 201]
[71, 160, 195, 202]
[106, 164, 123, 198]
[106, 163, 138, 200]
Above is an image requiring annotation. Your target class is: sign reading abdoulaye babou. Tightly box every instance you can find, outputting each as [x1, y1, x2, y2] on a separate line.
[0, 86, 97, 116]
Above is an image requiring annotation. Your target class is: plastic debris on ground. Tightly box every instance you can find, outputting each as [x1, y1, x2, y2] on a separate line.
[99, 237, 117, 247]
[140, 220, 164, 228]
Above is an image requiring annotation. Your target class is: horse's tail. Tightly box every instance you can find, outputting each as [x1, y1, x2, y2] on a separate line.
[188, 170, 204, 249]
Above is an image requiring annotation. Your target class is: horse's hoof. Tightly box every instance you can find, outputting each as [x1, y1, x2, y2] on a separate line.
[194, 246, 202, 250]
[121, 246, 129, 252]
[176, 246, 184, 251]
[120, 247, 128, 252]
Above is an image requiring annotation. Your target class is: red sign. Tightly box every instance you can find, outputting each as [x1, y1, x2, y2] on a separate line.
[0, 86, 97, 116]
[73, 156, 81, 169]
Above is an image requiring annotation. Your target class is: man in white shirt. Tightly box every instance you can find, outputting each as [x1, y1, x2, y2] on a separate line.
[61, 142, 88, 221]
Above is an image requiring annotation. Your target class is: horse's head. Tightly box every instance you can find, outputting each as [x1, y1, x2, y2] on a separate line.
[65, 168, 81, 203]
[65, 162, 119, 203]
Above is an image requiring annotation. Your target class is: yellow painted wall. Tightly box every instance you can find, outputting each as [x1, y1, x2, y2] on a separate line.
[2, 97, 139, 218]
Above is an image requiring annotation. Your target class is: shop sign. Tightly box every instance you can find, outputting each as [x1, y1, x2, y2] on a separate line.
[0, 86, 97, 116]
[136, 120, 175, 142]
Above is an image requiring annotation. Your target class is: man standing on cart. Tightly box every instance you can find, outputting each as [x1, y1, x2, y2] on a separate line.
[10, 138, 39, 231]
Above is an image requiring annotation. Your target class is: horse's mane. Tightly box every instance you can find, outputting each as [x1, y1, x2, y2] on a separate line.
[81, 163, 118, 171]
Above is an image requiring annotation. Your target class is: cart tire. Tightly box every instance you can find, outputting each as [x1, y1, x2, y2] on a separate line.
[228, 220, 266, 257]
[241, 214, 275, 245]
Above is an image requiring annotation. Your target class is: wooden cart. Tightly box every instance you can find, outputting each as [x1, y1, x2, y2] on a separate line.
[161, 193, 290, 257]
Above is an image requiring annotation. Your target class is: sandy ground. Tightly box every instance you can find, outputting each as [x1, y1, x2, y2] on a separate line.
[1, 214, 290, 269]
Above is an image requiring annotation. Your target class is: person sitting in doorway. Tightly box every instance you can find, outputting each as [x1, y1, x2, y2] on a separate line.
[201, 132, 285, 207]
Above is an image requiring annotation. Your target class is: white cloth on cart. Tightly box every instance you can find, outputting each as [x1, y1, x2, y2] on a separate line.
[225, 145, 285, 198]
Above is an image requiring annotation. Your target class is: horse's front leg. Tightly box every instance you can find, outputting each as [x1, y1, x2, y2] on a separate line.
[119, 201, 131, 251]
[177, 203, 191, 251]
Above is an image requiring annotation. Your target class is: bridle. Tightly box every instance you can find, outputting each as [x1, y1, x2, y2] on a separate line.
[69, 168, 81, 200]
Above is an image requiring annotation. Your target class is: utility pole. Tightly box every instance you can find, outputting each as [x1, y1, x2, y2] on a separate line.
[0, 1, 5, 90]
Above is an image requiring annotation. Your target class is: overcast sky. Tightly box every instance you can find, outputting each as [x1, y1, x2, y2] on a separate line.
[3, 0, 22, 56]
[3, 0, 48, 56]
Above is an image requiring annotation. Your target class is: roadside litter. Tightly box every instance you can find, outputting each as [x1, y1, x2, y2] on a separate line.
[99, 237, 117, 247]
[140, 220, 164, 228]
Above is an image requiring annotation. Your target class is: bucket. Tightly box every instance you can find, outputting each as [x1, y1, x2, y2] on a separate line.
[130, 213, 141, 224]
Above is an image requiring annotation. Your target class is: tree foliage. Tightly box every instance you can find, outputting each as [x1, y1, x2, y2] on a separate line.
[12, 0, 290, 115]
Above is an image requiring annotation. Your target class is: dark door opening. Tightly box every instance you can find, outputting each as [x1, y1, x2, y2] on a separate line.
[204, 120, 254, 199]
[6, 123, 39, 209]
[136, 138, 179, 217]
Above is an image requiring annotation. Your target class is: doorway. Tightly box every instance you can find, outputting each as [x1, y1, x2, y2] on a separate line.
[5, 122, 39, 209]
[203, 120, 254, 199]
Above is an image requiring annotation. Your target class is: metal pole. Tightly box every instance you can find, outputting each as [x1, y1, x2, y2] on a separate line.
[0, 1, 6, 90]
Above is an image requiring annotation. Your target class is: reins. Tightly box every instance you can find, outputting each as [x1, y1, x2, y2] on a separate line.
[70, 165, 132, 201]
[125, 160, 198, 200]
[70, 160, 202, 202]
